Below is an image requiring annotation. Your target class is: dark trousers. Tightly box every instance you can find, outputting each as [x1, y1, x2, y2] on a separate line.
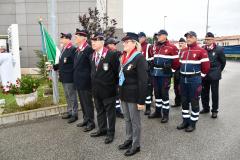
[145, 75, 153, 107]
[77, 89, 95, 126]
[180, 81, 202, 125]
[94, 96, 116, 136]
[201, 80, 219, 113]
[152, 76, 171, 117]
[173, 71, 181, 105]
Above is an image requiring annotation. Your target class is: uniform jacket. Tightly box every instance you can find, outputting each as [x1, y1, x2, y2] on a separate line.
[203, 43, 226, 81]
[179, 42, 210, 83]
[149, 40, 179, 77]
[54, 42, 76, 83]
[91, 47, 119, 100]
[73, 41, 94, 90]
[119, 51, 148, 105]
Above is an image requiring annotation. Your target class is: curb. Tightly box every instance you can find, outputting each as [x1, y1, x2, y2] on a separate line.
[0, 104, 67, 126]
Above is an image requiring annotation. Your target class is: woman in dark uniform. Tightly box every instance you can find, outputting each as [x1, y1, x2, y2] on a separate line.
[118, 32, 148, 156]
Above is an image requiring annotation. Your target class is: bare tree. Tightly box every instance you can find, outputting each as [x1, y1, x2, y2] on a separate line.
[79, 7, 117, 40]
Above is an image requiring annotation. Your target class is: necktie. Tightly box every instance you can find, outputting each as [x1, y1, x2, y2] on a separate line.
[95, 52, 100, 67]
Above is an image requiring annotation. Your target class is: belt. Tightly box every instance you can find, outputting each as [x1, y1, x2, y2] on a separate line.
[153, 67, 163, 70]
[180, 73, 201, 78]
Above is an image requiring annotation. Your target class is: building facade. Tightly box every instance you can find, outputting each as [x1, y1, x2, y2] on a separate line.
[0, 0, 123, 71]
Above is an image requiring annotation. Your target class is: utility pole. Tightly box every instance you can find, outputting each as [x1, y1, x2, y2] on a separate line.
[164, 16, 167, 29]
[206, 0, 210, 34]
[50, 0, 59, 105]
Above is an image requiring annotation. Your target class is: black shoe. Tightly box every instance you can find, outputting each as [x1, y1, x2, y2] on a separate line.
[68, 116, 78, 123]
[200, 109, 210, 114]
[185, 125, 196, 132]
[116, 112, 124, 119]
[62, 114, 71, 119]
[104, 136, 114, 144]
[118, 140, 132, 150]
[83, 124, 95, 132]
[148, 112, 162, 119]
[171, 104, 181, 108]
[161, 117, 169, 123]
[124, 147, 140, 156]
[211, 112, 218, 119]
[177, 122, 188, 130]
[90, 130, 107, 137]
[144, 108, 151, 115]
[76, 121, 87, 127]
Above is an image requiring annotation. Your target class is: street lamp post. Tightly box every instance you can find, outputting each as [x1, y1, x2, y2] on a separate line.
[206, 0, 210, 33]
[164, 16, 167, 29]
[50, 0, 59, 105]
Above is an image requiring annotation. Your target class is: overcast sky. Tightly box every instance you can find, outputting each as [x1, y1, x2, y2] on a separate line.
[123, 0, 240, 40]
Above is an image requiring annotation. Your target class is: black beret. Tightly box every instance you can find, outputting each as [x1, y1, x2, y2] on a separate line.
[105, 37, 120, 45]
[179, 38, 186, 42]
[91, 32, 104, 41]
[157, 29, 168, 36]
[138, 32, 146, 38]
[121, 32, 139, 42]
[60, 33, 72, 40]
[184, 31, 197, 37]
[206, 32, 214, 38]
[75, 28, 88, 37]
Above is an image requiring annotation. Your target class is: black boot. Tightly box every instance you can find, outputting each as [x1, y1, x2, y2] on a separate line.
[62, 113, 71, 119]
[144, 104, 151, 115]
[177, 119, 189, 130]
[118, 140, 132, 150]
[148, 111, 162, 119]
[68, 116, 78, 123]
[211, 112, 218, 118]
[161, 116, 169, 123]
[185, 122, 196, 132]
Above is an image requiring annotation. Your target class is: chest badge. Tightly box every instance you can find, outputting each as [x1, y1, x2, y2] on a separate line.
[127, 64, 133, 70]
[103, 63, 109, 71]
[165, 49, 168, 53]
[212, 52, 216, 56]
[64, 57, 67, 63]
[193, 54, 197, 58]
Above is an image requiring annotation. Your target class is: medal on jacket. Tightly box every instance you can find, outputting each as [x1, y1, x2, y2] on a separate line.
[212, 52, 215, 56]
[64, 57, 67, 63]
[127, 64, 133, 70]
[103, 63, 109, 71]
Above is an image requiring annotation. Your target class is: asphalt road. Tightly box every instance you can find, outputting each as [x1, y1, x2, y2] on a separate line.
[0, 61, 240, 160]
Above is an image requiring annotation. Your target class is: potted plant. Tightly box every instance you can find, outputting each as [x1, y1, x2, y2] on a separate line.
[3, 75, 40, 106]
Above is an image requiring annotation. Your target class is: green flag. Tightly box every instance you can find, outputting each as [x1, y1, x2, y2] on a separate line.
[39, 22, 60, 65]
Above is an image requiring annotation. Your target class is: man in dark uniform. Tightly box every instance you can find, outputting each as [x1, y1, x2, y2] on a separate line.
[171, 38, 187, 108]
[105, 37, 124, 119]
[177, 31, 210, 132]
[90, 33, 119, 144]
[74, 29, 95, 132]
[53, 33, 78, 123]
[138, 32, 153, 115]
[200, 32, 226, 118]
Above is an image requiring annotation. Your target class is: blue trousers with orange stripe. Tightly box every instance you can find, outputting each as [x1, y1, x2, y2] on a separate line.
[152, 76, 171, 118]
[180, 76, 202, 125]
